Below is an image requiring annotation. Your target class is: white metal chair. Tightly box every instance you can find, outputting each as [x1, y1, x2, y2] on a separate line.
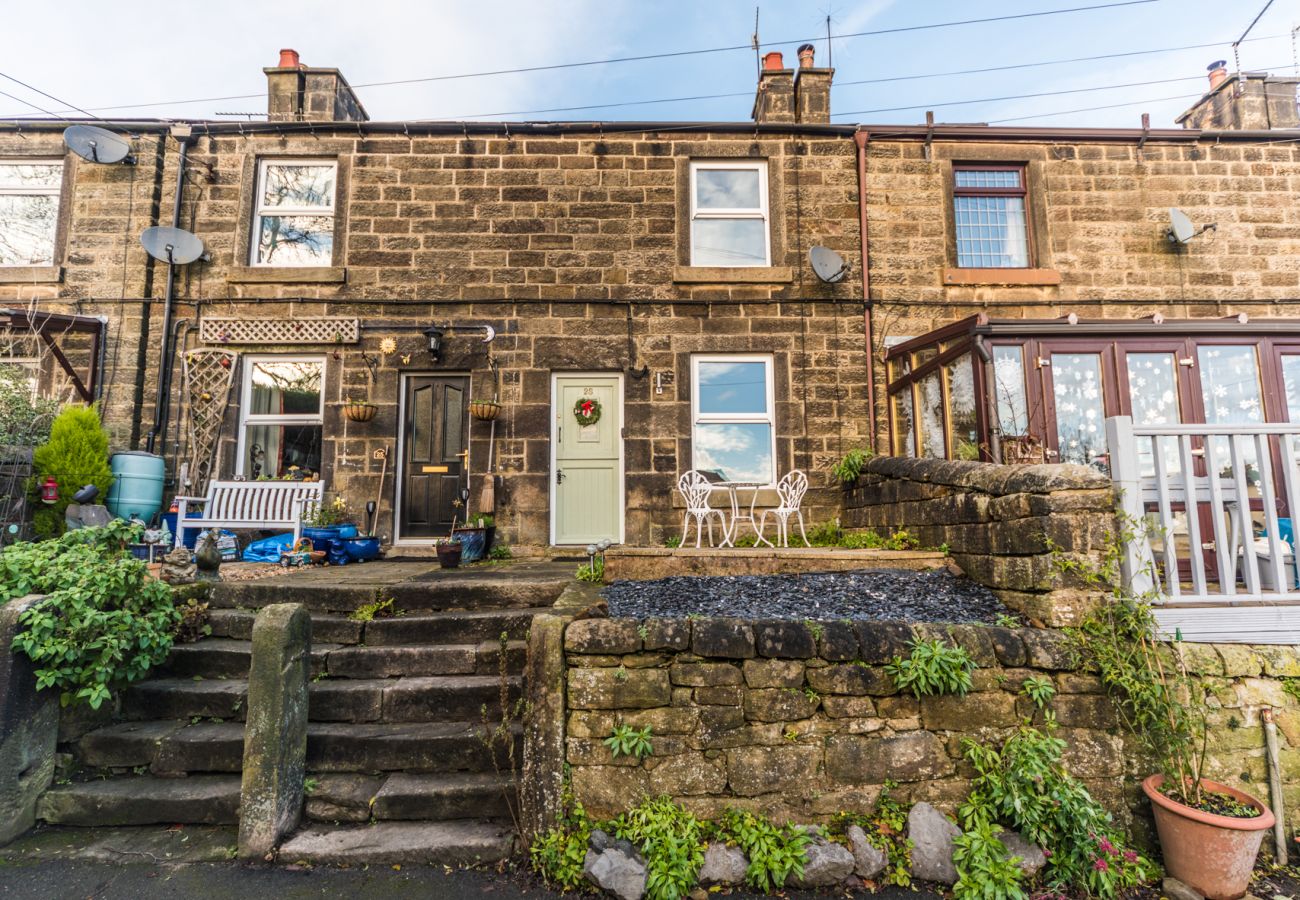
[758, 470, 810, 548]
[677, 470, 726, 548]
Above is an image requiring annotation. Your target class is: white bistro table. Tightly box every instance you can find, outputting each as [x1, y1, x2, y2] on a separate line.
[716, 481, 773, 548]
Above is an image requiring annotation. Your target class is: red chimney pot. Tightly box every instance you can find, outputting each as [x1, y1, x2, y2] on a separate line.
[1207, 59, 1227, 91]
[278, 48, 301, 68]
[762, 51, 784, 71]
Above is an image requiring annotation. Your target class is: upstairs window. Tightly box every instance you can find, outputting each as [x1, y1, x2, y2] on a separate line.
[691, 355, 776, 486]
[953, 164, 1029, 268]
[0, 161, 62, 266]
[689, 161, 770, 267]
[251, 160, 336, 266]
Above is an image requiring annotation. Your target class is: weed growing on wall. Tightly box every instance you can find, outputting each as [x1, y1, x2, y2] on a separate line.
[830, 447, 873, 484]
[885, 637, 976, 697]
[713, 809, 810, 892]
[952, 820, 1028, 900]
[530, 777, 594, 892]
[604, 723, 653, 760]
[612, 797, 706, 900]
[831, 781, 912, 887]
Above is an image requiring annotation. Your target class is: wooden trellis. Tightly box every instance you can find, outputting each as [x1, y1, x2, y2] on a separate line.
[183, 349, 239, 495]
[200, 317, 359, 345]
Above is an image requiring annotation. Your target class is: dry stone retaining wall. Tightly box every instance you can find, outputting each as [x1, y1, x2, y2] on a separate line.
[842, 457, 1117, 626]
[551, 615, 1300, 851]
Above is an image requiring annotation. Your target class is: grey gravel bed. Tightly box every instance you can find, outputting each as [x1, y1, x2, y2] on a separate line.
[602, 568, 1010, 623]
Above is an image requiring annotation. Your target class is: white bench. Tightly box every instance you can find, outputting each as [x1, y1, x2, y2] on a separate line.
[173, 480, 323, 550]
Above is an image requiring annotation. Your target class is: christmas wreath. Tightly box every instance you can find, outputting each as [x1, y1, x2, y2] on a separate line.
[573, 396, 602, 427]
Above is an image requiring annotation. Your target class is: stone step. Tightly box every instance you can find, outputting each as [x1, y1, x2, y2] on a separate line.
[371, 772, 513, 821]
[279, 820, 513, 866]
[306, 721, 519, 773]
[309, 675, 522, 723]
[364, 607, 549, 646]
[77, 721, 245, 774]
[162, 639, 339, 679]
[323, 641, 526, 679]
[37, 775, 241, 826]
[123, 678, 247, 722]
[208, 608, 364, 645]
[211, 574, 565, 614]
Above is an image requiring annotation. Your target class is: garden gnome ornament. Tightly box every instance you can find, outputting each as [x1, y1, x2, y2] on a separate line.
[160, 547, 197, 585]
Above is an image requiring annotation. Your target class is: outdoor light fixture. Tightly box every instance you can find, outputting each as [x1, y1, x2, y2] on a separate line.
[423, 325, 445, 362]
[40, 476, 59, 505]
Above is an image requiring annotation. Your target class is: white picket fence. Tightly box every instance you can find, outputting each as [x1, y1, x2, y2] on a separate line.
[1106, 415, 1300, 643]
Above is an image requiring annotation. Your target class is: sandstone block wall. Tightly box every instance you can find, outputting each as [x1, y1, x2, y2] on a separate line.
[842, 457, 1117, 626]
[556, 616, 1300, 851]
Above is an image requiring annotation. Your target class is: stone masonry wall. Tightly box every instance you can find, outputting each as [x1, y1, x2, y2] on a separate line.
[558, 616, 1300, 851]
[842, 457, 1116, 627]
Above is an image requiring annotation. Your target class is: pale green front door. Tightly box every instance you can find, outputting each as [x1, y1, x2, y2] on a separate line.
[553, 375, 622, 545]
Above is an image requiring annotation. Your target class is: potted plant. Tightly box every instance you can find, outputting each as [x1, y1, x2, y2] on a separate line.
[343, 398, 378, 423]
[434, 535, 462, 568]
[302, 495, 353, 556]
[469, 398, 501, 421]
[1077, 581, 1274, 899]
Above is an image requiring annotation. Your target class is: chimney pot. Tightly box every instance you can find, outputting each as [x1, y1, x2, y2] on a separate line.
[278, 48, 301, 68]
[1207, 59, 1227, 90]
[762, 51, 785, 71]
[797, 44, 815, 68]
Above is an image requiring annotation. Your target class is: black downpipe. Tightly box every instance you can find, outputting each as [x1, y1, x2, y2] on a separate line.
[145, 135, 190, 455]
[129, 133, 168, 449]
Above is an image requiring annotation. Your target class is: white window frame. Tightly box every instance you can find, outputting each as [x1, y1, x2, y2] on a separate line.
[235, 354, 326, 477]
[249, 158, 337, 267]
[0, 159, 63, 267]
[688, 160, 771, 268]
[690, 353, 777, 489]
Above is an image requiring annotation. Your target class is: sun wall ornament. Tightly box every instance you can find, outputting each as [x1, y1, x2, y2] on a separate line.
[573, 396, 602, 427]
[380, 337, 397, 356]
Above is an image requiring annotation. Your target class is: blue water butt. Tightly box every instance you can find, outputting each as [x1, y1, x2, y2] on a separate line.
[106, 451, 165, 522]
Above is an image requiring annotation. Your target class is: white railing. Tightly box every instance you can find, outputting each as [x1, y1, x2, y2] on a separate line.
[1106, 415, 1300, 643]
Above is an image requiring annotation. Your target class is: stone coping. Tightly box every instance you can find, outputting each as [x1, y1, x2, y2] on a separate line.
[604, 547, 946, 581]
[856, 456, 1110, 496]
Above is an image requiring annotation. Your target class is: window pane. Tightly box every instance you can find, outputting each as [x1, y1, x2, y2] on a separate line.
[1126, 353, 1182, 477]
[954, 196, 1029, 268]
[892, 391, 915, 457]
[0, 195, 58, 265]
[0, 163, 62, 189]
[955, 169, 1021, 189]
[1051, 352, 1106, 469]
[1282, 355, 1300, 421]
[992, 346, 1028, 435]
[695, 168, 761, 209]
[918, 372, 945, 459]
[256, 215, 334, 265]
[248, 360, 323, 416]
[692, 218, 767, 266]
[261, 164, 335, 208]
[697, 361, 767, 415]
[693, 423, 773, 484]
[946, 356, 979, 460]
[244, 424, 322, 479]
[1198, 345, 1263, 425]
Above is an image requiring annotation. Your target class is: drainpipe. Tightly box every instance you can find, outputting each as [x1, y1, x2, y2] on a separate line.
[854, 128, 877, 454]
[145, 131, 191, 455]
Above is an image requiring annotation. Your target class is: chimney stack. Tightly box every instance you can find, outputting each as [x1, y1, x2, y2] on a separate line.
[265, 48, 369, 123]
[794, 44, 833, 125]
[752, 51, 796, 124]
[1207, 59, 1228, 91]
[1178, 62, 1300, 130]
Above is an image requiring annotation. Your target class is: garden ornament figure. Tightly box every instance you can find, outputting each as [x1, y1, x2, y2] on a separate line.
[160, 546, 197, 585]
[194, 529, 223, 581]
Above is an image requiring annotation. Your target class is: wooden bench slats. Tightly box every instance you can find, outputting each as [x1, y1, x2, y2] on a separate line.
[174, 480, 323, 550]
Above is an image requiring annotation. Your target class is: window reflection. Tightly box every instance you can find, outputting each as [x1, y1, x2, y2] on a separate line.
[0, 162, 62, 267]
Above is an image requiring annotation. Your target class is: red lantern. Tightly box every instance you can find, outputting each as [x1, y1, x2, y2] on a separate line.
[40, 476, 58, 505]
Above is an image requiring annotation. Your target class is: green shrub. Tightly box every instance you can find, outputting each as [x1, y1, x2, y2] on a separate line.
[885, 638, 976, 697]
[30, 404, 113, 538]
[713, 809, 809, 892]
[0, 364, 58, 448]
[576, 556, 605, 583]
[5, 521, 179, 708]
[611, 797, 705, 900]
[530, 795, 594, 892]
[488, 544, 512, 560]
[952, 821, 1027, 899]
[830, 447, 873, 484]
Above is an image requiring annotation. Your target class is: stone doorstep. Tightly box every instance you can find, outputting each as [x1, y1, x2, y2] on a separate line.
[37, 775, 241, 826]
[278, 820, 513, 866]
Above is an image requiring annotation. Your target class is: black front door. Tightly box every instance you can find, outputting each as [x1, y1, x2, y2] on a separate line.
[400, 375, 469, 538]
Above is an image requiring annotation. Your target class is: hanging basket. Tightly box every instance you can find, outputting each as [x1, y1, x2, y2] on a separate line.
[343, 401, 379, 423]
[469, 400, 502, 421]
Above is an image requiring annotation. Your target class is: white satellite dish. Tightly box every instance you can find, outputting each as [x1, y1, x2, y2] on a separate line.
[63, 125, 135, 165]
[139, 226, 206, 265]
[809, 246, 850, 284]
[1166, 207, 1215, 245]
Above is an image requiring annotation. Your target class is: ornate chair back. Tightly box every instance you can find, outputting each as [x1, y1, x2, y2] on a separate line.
[677, 470, 716, 513]
[776, 470, 809, 511]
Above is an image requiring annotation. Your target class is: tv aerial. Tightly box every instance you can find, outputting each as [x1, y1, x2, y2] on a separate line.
[1166, 208, 1216, 245]
[139, 226, 207, 265]
[62, 125, 135, 165]
[809, 246, 851, 283]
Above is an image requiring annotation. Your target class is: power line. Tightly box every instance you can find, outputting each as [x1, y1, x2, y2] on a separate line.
[0, 0, 1159, 119]
[0, 87, 61, 119]
[0, 70, 98, 120]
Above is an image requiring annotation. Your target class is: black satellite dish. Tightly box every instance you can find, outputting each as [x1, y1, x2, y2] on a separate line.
[63, 125, 135, 165]
[809, 246, 850, 284]
[140, 226, 206, 265]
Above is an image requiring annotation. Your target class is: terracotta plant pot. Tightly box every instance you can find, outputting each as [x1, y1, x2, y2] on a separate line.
[1142, 774, 1274, 900]
[343, 401, 378, 423]
[469, 400, 501, 421]
[436, 543, 462, 568]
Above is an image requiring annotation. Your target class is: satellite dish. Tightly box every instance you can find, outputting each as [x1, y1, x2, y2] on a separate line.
[139, 226, 206, 265]
[63, 125, 135, 165]
[809, 246, 850, 284]
[1166, 208, 1215, 245]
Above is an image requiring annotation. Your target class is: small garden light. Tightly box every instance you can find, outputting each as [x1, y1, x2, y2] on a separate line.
[423, 325, 445, 362]
[39, 476, 59, 505]
[586, 543, 598, 571]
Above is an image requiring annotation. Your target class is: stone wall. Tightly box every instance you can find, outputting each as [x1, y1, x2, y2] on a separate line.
[842, 456, 1116, 627]
[553, 616, 1300, 851]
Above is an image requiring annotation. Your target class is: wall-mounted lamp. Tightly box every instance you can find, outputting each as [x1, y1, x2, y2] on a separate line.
[423, 325, 445, 362]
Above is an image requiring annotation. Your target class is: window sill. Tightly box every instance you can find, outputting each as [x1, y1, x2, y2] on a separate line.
[942, 267, 1061, 286]
[0, 266, 63, 284]
[673, 266, 793, 285]
[227, 266, 347, 284]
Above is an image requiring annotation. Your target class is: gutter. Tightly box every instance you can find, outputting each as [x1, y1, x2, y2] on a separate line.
[853, 128, 877, 455]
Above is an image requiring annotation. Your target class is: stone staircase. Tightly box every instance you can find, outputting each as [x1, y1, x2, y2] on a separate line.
[37, 563, 570, 865]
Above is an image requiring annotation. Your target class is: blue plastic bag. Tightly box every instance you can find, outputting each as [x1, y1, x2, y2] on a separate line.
[242, 532, 294, 562]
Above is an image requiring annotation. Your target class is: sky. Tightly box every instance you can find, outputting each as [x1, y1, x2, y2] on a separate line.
[0, 0, 1295, 129]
